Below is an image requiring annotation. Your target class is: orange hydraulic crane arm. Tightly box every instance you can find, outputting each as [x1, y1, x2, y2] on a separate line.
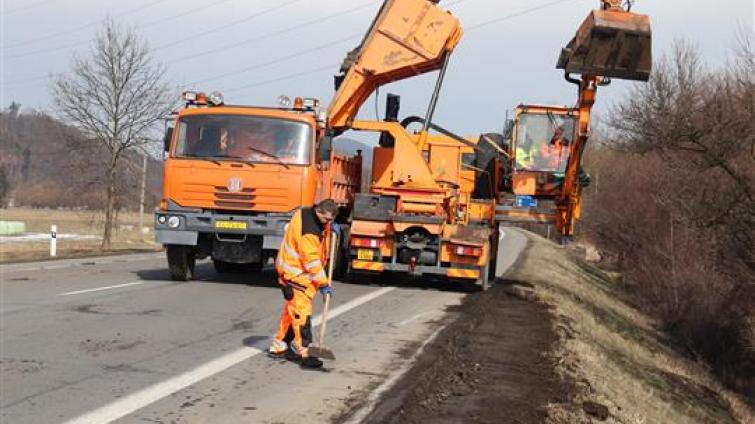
[555, 0, 652, 236]
[327, 0, 462, 130]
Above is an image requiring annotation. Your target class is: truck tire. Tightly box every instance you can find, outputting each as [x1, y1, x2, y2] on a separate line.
[333, 228, 349, 281]
[167, 245, 195, 281]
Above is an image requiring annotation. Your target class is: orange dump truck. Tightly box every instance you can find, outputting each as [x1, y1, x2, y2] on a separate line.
[155, 93, 361, 281]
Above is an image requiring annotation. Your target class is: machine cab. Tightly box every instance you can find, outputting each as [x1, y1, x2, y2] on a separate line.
[510, 105, 577, 198]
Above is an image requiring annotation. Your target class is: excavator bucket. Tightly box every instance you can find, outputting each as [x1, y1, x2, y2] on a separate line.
[557, 9, 652, 81]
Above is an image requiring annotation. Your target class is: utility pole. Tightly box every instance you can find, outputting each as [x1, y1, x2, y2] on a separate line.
[139, 152, 147, 242]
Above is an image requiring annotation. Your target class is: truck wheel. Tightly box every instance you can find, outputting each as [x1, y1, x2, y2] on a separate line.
[333, 229, 349, 280]
[167, 245, 195, 281]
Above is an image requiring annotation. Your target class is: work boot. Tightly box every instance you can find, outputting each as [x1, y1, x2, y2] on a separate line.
[300, 356, 323, 369]
[284, 349, 302, 362]
[268, 339, 288, 356]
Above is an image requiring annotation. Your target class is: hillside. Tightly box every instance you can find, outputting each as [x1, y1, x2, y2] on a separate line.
[0, 104, 163, 210]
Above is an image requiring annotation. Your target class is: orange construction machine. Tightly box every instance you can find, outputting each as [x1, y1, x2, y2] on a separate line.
[322, 0, 498, 289]
[496, 0, 652, 240]
[156, 93, 362, 280]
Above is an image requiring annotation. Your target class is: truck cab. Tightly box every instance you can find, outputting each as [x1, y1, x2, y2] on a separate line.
[156, 92, 361, 281]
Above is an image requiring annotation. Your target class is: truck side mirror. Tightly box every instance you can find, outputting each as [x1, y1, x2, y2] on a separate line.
[385, 93, 400, 122]
[163, 127, 174, 153]
[318, 134, 333, 169]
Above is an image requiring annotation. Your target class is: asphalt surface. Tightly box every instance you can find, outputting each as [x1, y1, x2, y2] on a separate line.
[0, 228, 526, 424]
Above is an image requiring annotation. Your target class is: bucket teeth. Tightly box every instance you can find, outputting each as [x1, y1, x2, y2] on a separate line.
[557, 9, 652, 81]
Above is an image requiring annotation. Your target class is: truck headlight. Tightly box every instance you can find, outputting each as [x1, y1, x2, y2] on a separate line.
[157, 215, 167, 224]
[167, 216, 180, 228]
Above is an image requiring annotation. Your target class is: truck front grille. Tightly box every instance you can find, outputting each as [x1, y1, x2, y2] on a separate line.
[214, 186, 256, 209]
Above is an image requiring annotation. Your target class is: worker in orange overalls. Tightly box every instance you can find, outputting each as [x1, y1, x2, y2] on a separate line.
[268, 199, 338, 369]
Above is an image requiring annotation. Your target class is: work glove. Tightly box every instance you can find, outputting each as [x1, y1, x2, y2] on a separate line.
[319, 284, 334, 297]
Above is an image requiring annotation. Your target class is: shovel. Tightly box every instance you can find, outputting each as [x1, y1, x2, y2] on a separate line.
[309, 232, 337, 360]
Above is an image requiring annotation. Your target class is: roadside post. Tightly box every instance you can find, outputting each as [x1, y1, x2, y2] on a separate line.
[50, 225, 57, 257]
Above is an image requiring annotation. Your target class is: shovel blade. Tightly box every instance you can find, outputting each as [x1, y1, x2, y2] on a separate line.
[557, 9, 652, 81]
[309, 346, 336, 360]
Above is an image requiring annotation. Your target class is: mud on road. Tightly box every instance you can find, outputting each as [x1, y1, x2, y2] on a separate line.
[356, 284, 569, 424]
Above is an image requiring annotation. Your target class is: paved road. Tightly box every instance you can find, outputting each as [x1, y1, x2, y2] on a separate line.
[0, 228, 526, 424]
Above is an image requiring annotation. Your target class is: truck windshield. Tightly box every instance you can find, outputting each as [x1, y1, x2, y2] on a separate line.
[174, 114, 313, 165]
[514, 112, 576, 173]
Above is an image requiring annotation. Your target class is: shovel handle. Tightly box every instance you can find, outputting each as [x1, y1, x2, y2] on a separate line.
[318, 293, 331, 346]
[318, 232, 337, 346]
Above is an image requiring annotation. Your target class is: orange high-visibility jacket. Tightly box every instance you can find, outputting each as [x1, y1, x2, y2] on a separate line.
[276, 208, 332, 296]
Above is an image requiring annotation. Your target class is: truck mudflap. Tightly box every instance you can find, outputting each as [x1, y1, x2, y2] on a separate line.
[350, 260, 481, 280]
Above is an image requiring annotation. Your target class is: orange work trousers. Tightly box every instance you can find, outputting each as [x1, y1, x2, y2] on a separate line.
[274, 283, 314, 356]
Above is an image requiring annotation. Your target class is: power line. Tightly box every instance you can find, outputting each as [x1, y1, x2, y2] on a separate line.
[1, 0, 175, 49]
[220, 0, 473, 95]
[164, 0, 379, 65]
[223, 0, 579, 95]
[466, 0, 581, 31]
[3, 0, 376, 85]
[153, 0, 305, 51]
[224, 63, 338, 93]
[140, 0, 238, 29]
[187, 33, 361, 86]
[2, 74, 50, 86]
[2, 0, 58, 16]
[5, 0, 240, 59]
[5, 0, 576, 97]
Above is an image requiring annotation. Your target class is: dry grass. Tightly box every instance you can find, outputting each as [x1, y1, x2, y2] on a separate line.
[0, 207, 159, 263]
[505, 230, 754, 424]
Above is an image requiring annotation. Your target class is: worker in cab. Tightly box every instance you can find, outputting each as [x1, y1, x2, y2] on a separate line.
[515, 136, 538, 170]
[536, 126, 569, 172]
[269, 199, 338, 369]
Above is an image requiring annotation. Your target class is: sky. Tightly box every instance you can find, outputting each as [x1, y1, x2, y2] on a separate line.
[1, 0, 753, 140]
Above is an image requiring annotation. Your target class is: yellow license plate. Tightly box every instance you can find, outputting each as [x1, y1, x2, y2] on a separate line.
[214, 220, 247, 230]
[357, 249, 374, 261]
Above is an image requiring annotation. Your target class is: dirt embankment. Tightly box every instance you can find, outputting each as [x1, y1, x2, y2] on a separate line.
[361, 281, 566, 424]
[355, 230, 753, 424]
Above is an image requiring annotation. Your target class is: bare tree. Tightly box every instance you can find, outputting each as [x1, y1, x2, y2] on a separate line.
[583, 36, 754, 398]
[53, 18, 174, 250]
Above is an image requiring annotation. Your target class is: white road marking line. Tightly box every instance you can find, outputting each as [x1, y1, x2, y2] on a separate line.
[343, 321, 449, 424]
[393, 311, 436, 327]
[58, 281, 146, 296]
[62, 286, 397, 424]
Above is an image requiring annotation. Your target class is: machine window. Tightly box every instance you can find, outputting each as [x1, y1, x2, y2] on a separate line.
[514, 113, 576, 173]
